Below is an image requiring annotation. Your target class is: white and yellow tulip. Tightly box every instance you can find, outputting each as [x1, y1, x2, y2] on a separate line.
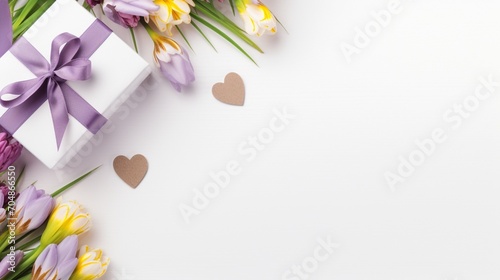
[41, 199, 91, 246]
[235, 0, 277, 36]
[69, 246, 110, 280]
[147, 0, 195, 35]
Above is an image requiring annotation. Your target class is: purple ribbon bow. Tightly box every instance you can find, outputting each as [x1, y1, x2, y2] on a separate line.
[0, 5, 111, 150]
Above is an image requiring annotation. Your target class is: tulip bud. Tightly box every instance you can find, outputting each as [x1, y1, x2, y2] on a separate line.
[32, 236, 79, 280]
[69, 246, 110, 280]
[235, 0, 277, 36]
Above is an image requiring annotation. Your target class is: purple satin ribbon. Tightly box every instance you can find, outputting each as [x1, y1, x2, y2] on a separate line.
[0, 0, 12, 57]
[0, 19, 112, 150]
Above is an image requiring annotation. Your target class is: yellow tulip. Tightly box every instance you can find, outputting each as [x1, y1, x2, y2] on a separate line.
[236, 0, 277, 36]
[147, 0, 195, 35]
[41, 200, 91, 246]
[69, 246, 110, 280]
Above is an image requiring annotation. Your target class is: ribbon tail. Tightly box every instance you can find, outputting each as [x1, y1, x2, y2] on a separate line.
[61, 83, 107, 134]
[0, 0, 12, 57]
[47, 80, 69, 150]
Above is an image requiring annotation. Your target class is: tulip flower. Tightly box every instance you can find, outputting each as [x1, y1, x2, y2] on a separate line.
[14, 185, 55, 236]
[103, 0, 159, 28]
[69, 246, 110, 280]
[147, 0, 194, 35]
[0, 184, 8, 207]
[32, 235, 79, 280]
[144, 25, 195, 91]
[154, 37, 195, 92]
[85, 0, 103, 7]
[4, 201, 93, 279]
[40, 200, 91, 247]
[235, 0, 277, 36]
[0, 132, 22, 173]
[0, 251, 23, 278]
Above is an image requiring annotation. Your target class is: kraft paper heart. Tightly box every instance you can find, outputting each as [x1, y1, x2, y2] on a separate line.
[212, 72, 245, 106]
[113, 154, 148, 188]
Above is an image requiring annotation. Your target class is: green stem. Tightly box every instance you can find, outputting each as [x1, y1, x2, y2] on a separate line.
[130, 28, 138, 53]
[16, 275, 31, 280]
[141, 20, 156, 39]
[0, 237, 10, 254]
[0, 231, 10, 253]
[82, 1, 90, 10]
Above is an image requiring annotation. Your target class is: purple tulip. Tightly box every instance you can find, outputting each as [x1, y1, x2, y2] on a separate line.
[103, 0, 158, 28]
[0, 132, 22, 173]
[32, 236, 79, 280]
[0, 251, 23, 278]
[159, 48, 195, 92]
[151, 35, 195, 92]
[14, 186, 55, 236]
[86, 0, 103, 7]
[0, 184, 15, 208]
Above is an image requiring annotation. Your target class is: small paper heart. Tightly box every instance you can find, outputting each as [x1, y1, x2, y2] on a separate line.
[113, 154, 148, 188]
[212, 72, 245, 106]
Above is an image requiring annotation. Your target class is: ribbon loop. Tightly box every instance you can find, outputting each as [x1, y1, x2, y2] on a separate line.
[0, 78, 47, 108]
[51, 33, 80, 67]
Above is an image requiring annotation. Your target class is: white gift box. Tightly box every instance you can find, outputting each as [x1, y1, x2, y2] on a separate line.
[0, 0, 151, 168]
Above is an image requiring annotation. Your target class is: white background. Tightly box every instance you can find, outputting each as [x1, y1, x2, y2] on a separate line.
[18, 0, 500, 279]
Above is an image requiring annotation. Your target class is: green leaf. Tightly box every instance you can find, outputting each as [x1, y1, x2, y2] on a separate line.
[194, 0, 244, 33]
[51, 166, 101, 198]
[9, 0, 18, 12]
[175, 25, 194, 52]
[191, 13, 258, 65]
[190, 21, 217, 52]
[12, 0, 39, 30]
[13, 0, 55, 39]
[274, 15, 289, 34]
[193, 2, 263, 53]
[229, 0, 236, 16]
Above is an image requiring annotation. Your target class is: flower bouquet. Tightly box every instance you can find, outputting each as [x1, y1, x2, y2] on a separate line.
[0, 137, 108, 280]
[5, 0, 281, 92]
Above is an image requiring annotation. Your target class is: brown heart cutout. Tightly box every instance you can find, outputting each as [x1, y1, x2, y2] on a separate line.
[113, 154, 148, 188]
[212, 72, 245, 106]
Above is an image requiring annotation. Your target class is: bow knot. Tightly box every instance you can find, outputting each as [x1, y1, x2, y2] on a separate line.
[0, 33, 92, 149]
